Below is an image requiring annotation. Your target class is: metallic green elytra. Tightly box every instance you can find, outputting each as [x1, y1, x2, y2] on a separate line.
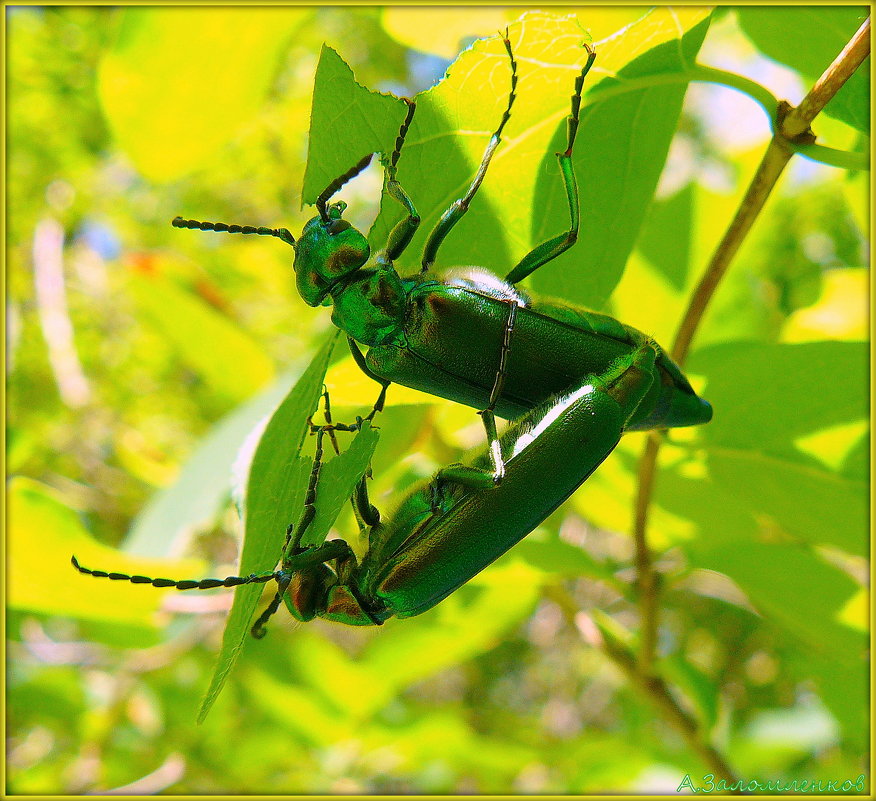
[72, 341, 659, 629]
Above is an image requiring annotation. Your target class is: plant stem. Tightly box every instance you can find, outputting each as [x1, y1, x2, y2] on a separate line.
[546, 585, 741, 788]
[631, 16, 871, 671]
[584, 64, 869, 171]
[782, 17, 871, 139]
[598, 625, 741, 789]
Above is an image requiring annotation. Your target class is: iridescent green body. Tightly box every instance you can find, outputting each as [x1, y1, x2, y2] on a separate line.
[327, 267, 711, 432]
[71, 343, 665, 629]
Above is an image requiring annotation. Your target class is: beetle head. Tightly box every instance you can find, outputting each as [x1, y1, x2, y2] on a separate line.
[293, 201, 371, 307]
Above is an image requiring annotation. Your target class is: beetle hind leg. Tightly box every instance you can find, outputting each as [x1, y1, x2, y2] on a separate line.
[504, 44, 596, 285]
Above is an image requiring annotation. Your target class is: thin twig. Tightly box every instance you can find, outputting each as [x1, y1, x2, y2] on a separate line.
[783, 17, 871, 139]
[631, 16, 871, 675]
[545, 586, 740, 788]
[597, 623, 741, 789]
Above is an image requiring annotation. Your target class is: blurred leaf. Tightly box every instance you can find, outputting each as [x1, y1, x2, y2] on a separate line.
[736, 6, 870, 134]
[198, 335, 335, 722]
[636, 184, 694, 291]
[301, 45, 409, 206]
[796, 653, 868, 749]
[125, 365, 309, 557]
[242, 663, 349, 747]
[359, 556, 544, 692]
[706, 449, 867, 555]
[692, 541, 865, 663]
[663, 652, 719, 732]
[98, 7, 307, 181]
[690, 341, 868, 555]
[8, 477, 203, 633]
[513, 532, 623, 589]
[782, 267, 869, 343]
[284, 628, 391, 719]
[128, 267, 275, 403]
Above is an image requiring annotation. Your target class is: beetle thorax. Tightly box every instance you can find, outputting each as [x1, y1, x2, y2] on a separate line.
[330, 267, 406, 346]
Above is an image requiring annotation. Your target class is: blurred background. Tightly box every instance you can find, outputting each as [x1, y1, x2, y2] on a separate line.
[7, 6, 869, 794]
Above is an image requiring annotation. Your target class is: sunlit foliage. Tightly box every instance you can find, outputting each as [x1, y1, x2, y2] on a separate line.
[7, 6, 869, 794]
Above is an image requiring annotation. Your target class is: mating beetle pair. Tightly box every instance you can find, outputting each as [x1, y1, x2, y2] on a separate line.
[73, 33, 711, 633]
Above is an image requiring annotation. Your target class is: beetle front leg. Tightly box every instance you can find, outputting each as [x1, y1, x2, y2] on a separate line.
[347, 337, 391, 422]
[504, 44, 596, 285]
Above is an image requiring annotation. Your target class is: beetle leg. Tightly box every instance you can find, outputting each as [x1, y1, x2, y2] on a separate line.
[504, 44, 596, 285]
[382, 99, 421, 263]
[347, 337, 391, 422]
[436, 299, 518, 489]
[351, 468, 381, 530]
[421, 30, 518, 272]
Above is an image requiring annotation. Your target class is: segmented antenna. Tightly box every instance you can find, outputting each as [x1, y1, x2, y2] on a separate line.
[315, 153, 374, 222]
[171, 216, 295, 246]
[70, 554, 278, 590]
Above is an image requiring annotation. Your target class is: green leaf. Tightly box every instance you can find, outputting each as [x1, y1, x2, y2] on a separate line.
[691, 541, 866, 664]
[663, 652, 719, 732]
[301, 44, 409, 206]
[736, 7, 870, 134]
[98, 7, 307, 182]
[795, 652, 868, 749]
[513, 533, 624, 590]
[8, 477, 203, 636]
[128, 268, 275, 403]
[635, 183, 694, 292]
[124, 366, 311, 557]
[304, 422, 380, 547]
[688, 341, 868, 555]
[197, 335, 335, 722]
[365, 9, 711, 309]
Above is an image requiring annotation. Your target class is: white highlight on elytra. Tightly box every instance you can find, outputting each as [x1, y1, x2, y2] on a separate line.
[511, 384, 595, 459]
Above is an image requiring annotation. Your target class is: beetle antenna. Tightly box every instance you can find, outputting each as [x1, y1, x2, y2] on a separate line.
[70, 554, 279, 590]
[315, 153, 374, 222]
[172, 216, 295, 246]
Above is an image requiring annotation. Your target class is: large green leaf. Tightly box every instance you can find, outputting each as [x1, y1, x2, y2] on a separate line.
[363, 9, 711, 308]
[124, 366, 310, 557]
[197, 336, 379, 721]
[8, 477, 203, 637]
[358, 555, 544, 694]
[98, 7, 308, 182]
[692, 540, 866, 664]
[736, 7, 870, 134]
[688, 341, 868, 556]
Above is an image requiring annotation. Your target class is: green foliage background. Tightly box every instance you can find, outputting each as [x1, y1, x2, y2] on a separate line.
[6, 6, 869, 795]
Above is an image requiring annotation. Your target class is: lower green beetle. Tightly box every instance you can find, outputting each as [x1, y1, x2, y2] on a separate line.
[73, 340, 657, 630]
